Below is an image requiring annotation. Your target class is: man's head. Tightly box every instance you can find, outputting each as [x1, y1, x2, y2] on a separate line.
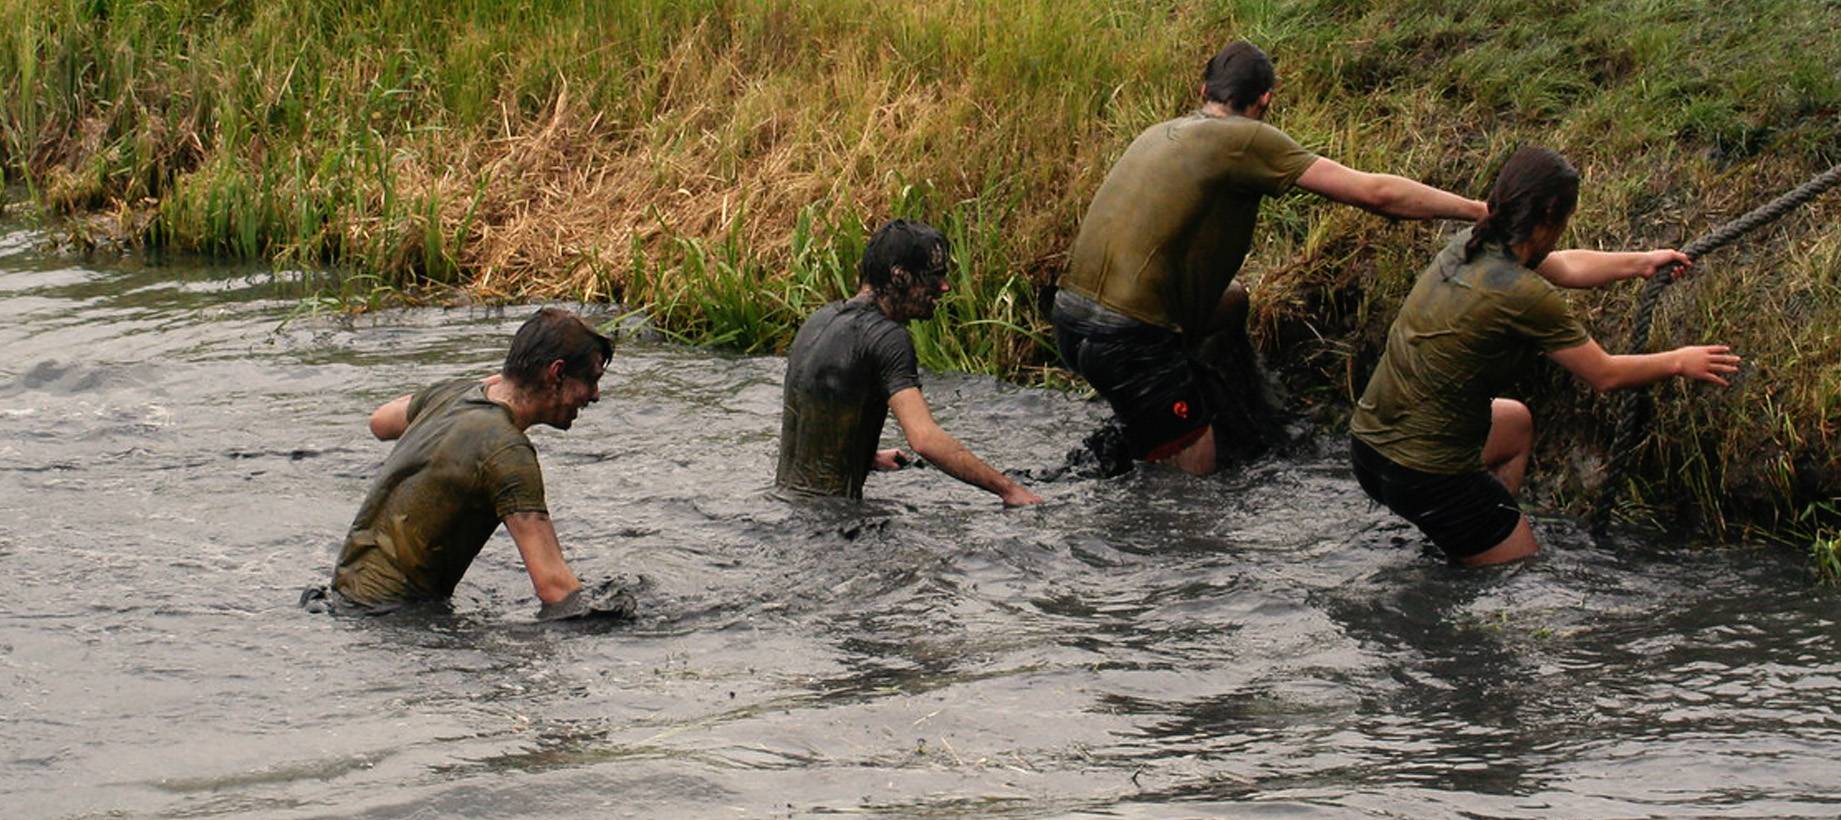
[1465, 146, 1580, 266]
[860, 219, 951, 322]
[1202, 40, 1276, 117]
[501, 307, 613, 429]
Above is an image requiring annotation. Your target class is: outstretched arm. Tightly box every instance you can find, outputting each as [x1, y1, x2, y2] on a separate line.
[887, 388, 1041, 506]
[1295, 157, 1487, 221]
[1536, 249, 1691, 289]
[502, 511, 585, 604]
[1547, 338, 1741, 392]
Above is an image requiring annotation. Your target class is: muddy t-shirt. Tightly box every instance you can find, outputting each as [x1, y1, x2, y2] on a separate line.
[333, 378, 548, 605]
[1060, 113, 1317, 334]
[1351, 231, 1591, 474]
[775, 298, 922, 499]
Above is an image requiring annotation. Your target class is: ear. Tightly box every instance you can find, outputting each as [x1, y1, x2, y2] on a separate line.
[545, 359, 567, 386]
[1198, 81, 1208, 102]
[1257, 90, 1273, 110]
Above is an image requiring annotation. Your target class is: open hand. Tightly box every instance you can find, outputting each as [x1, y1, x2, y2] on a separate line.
[1674, 345, 1741, 386]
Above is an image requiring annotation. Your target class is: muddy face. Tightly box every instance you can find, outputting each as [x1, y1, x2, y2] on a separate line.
[544, 354, 605, 430]
[882, 249, 950, 322]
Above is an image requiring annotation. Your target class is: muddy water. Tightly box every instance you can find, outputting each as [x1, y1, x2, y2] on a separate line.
[3, 226, 1839, 819]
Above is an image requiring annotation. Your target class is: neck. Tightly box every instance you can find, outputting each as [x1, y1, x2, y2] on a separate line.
[856, 285, 903, 322]
[1507, 239, 1542, 268]
[485, 378, 540, 430]
[1200, 100, 1255, 119]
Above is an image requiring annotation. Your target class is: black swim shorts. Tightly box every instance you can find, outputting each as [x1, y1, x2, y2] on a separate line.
[1349, 436, 1522, 561]
[1053, 291, 1212, 460]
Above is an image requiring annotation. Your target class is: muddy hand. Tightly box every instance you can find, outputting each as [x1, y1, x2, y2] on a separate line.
[537, 578, 637, 622]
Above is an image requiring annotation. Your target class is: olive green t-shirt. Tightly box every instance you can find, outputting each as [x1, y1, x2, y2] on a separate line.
[1351, 231, 1591, 474]
[1060, 113, 1318, 334]
[333, 378, 548, 605]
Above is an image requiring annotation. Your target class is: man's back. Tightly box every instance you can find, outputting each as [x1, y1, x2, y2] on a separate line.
[775, 298, 921, 499]
[335, 379, 547, 604]
[1062, 113, 1315, 334]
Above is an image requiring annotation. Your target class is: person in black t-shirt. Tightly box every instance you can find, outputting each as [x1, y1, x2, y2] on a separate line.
[775, 220, 1042, 506]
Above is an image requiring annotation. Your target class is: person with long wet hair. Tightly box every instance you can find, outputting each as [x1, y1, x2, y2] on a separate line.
[1350, 147, 1740, 565]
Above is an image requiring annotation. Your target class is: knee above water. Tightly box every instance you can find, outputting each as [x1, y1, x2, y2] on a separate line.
[1493, 399, 1534, 434]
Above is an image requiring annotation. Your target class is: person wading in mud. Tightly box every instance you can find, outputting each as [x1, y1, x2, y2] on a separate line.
[1350, 146, 1739, 566]
[310, 307, 629, 620]
[1053, 39, 1487, 476]
[776, 219, 1042, 507]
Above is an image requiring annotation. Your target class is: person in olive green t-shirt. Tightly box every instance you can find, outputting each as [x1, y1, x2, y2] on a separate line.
[322, 307, 627, 620]
[1054, 39, 1488, 476]
[1351, 147, 1740, 566]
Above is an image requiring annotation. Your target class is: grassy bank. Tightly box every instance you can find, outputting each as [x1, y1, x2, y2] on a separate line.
[2, 0, 1838, 558]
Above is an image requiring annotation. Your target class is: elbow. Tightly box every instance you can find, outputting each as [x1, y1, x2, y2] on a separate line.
[368, 414, 396, 441]
[1361, 185, 1399, 215]
[1583, 370, 1623, 393]
[1354, 177, 1410, 215]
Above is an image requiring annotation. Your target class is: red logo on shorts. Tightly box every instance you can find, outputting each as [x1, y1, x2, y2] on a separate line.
[1172, 400, 1190, 419]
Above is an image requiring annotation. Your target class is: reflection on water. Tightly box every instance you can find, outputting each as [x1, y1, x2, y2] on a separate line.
[3, 229, 1839, 818]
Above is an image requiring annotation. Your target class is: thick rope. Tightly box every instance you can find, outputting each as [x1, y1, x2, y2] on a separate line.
[1592, 162, 1841, 533]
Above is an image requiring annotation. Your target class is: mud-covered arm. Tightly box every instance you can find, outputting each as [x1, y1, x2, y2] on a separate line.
[887, 388, 1041, 506]
[1536, 248, 1691, 289]
[502, 511, 584, 604]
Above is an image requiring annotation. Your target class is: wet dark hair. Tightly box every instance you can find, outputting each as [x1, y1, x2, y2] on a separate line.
[501, 307, 613, 388]
[1202, 40, 1275, 110]
[1466, 146, 1580, 262]
[859, 219, 949, 292]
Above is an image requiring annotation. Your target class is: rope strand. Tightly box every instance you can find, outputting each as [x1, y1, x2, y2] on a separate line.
[1591, 162, 1841, 534]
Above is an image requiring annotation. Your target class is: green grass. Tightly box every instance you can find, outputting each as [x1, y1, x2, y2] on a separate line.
[1815, 532, 1841, 587]
[1, 0, 1838, 546]
[1770, 500, 1841, 586]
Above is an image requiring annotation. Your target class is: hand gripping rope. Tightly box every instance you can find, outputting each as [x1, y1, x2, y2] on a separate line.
[1591, 162, 1841, 534]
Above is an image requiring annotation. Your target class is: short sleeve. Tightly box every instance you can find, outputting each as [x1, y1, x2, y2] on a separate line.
[1509, 288, 1591, 352]
[404, 378, 474, 429]
[482, 442, 548, 519]
[404, 383, 440, 427]
[871, 324, 923, 399]
[1240, 123, 1318, 196]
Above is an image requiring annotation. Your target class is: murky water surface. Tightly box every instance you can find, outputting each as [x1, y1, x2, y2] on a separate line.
[3, 227, 1839, 818]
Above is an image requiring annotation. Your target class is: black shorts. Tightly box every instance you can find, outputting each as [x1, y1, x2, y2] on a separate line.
[1054, 311, 1212, 461]
[1349, 436, 1522, 561]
